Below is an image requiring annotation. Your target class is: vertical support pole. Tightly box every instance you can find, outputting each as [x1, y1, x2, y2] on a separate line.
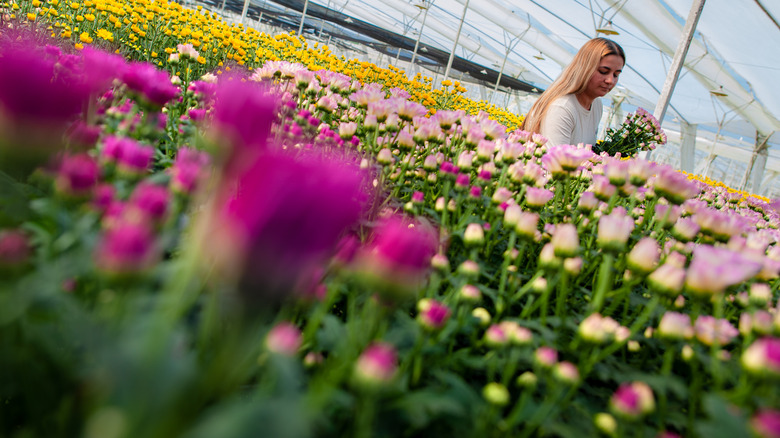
[410, 2, 431, 66]
[298, 0, 310, 35]
[240, 0, 250, 22]
[652, 0, 706, 125]
[679, 121, 697, 173]
[442, 0, 469, 84]
[743, 132, 770, 193]
[491, 49, 510, 103]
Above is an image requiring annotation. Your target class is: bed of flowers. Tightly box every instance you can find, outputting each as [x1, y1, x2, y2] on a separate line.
[2, 4, 780, 438]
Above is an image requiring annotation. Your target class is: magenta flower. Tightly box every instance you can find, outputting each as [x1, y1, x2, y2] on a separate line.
[741, 337, 780, 377]
[212, 76, 278, 166]
[354, 342, 398, 387]
[264, 322, 302, 356]
[0, 229, 32, 270]
[65, 121, 102, 150]
[55, 153, 99, 196]
[685, 245, 762, 296]
[94, 222, 157, 274]
[610, 382, 655, 420]
[128, 183, 170, 223]
[117, 141, 154, 175]
[417, 299, 452, 331]
[217, 151, 368, 300]
[0, 40, 90, 123]
[121, 61, 179, 109]
[353, 214, 438, 300]
[484, 324, 509, 347]
[79, 47, 127, 93]
[751, 409, 780, 438]
[92, 184, 116, 212]
[694, 315, 739, 346]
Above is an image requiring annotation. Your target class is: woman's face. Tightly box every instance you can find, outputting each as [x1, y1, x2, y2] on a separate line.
[585, 54, 624, 98]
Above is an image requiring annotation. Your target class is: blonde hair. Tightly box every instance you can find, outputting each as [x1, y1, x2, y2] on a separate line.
[521, 38, 625, 134]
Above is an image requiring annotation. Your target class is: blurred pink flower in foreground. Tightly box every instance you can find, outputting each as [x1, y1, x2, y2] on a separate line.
[352, 215, 438, 301]
[354, 342, 398, 388]
[264, 322, 302, 356]
[685, 245, 762, 296]
[417, 299, 451, 331]
[741, 337, 780, 378]
[694, 315, 738, 346]
[610, 381, 655, 420]
[542, 144, 594, 177]
[215, 151, 369, 300]
[94, 222, 157, 274]
[751, 409, 780, 438]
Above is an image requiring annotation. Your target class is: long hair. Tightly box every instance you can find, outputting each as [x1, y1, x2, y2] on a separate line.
[521, 38, 625, 134]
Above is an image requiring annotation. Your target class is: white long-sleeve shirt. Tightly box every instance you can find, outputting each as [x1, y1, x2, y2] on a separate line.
[540, 94, 602, 146]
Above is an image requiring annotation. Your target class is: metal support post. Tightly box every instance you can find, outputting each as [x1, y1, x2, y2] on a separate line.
[410, 1, 432, 66]
[652, 0, 706, 125]
[679, 121, 697, 173]
[298, 0, 310, 35]
[442, 0, 469, 84]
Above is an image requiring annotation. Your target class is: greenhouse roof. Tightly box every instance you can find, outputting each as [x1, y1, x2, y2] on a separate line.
[211, 0, 780, 176]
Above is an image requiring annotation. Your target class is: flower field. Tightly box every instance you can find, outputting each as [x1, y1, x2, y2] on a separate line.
[1, 2, 780, 438]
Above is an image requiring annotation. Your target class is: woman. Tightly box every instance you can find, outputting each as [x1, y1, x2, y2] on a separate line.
[521, 38, 625, 147]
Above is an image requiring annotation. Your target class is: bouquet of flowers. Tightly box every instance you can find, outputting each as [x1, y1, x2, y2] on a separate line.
[593, 107, 667, 157]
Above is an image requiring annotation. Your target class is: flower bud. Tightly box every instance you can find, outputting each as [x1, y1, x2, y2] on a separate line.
[531, 277, 548, 294]
[538, 243, 561, 270]
[0, 229, 32, 271]
[265, 322, 302, 356]
[353, 342, 398, 389]
[647, 263, 685, 297]
[578, 313, 619, 344]
[609, 382, 655, 420]
[681, 344, 695, 361]
[457, 260, 480, 278]
[516, 371, 538, 388]
[484, 324, 509, 347]
[750, 409, 780, 438]
[417, 299, 452, 331]
[551, 224, 579, 258]
[377, 148, 394, 165]
[500, 321, 533, 346]
[459, 284, 482, 303]
[464, 223, 485, 247]
[750, 283, 773, 307]
[483, 382, 510, 406]
[741, 337, 780, 378]
[431, 253, 450, 272]
[534, 346, 558, 368]
[594, 413, 617, 437]
[657, 312, 693, 340]
[563, 257, 583, 276]
[626, 238, 660, 275]
[472, 307, 492, 326]
[553, 361, 580, 384]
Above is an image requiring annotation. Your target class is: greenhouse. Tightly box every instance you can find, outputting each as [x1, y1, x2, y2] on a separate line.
[1, 0, 780, 436]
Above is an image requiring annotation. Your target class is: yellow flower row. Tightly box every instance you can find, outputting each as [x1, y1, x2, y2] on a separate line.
[9, 0, 523, 129]
[6, 0, 767, 199]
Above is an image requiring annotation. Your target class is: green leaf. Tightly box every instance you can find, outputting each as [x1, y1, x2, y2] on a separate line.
[694, 394, 748, 438]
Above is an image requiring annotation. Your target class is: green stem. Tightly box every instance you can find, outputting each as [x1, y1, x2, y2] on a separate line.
[590, 253, 615, 313]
